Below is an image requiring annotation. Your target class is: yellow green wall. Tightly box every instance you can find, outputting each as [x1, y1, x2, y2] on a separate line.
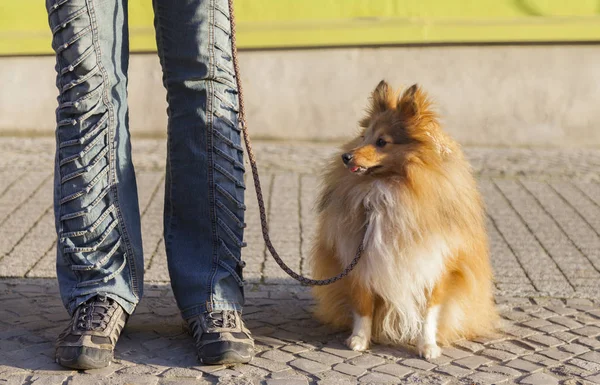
[2, 1, 600, 55]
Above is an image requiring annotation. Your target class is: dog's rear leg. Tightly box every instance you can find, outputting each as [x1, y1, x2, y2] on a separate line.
[418, 271, 453, 360]
[346, 280, 373, 351]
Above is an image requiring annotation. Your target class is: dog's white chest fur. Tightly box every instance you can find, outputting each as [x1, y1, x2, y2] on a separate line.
[337, 181, 450, 342]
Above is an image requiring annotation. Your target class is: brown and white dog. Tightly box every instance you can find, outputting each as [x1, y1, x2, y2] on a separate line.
[310, 81, 497, 359]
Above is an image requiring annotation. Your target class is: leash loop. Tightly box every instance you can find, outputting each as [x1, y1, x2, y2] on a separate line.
[227, 0, 365, 285]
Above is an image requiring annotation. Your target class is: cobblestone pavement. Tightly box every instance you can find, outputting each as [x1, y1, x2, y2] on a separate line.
[1, 137, 600, 384]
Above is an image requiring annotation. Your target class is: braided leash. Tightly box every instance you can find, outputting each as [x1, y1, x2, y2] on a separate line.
[227, 0, 365, 286]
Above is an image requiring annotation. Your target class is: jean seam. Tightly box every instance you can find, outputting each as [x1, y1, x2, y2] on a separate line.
[206, 0, 219, 312]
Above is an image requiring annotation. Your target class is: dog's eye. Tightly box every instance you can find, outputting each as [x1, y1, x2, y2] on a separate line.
[376, 138, 387, 147]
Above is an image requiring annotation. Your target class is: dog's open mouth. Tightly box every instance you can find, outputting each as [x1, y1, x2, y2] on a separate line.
[349, 165, 367, 174]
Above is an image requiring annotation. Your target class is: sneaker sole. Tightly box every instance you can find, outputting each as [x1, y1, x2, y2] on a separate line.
[55, 347, 112, 370]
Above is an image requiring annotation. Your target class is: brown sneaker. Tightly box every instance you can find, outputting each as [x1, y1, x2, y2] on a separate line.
[55, 295, 128, 369]
[187, 310, 254, 365]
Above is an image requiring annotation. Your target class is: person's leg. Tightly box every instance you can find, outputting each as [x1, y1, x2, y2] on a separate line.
[152, 0, 252, 364]
[46, 0, 144, 369]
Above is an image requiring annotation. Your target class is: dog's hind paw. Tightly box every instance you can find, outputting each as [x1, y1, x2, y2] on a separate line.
[418, 343, 442, 360]
[346, 335, 369, 351]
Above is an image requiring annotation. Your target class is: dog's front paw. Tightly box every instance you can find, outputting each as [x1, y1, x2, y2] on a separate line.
[346, 334, 370, 351]
[418, 343, 442, 360]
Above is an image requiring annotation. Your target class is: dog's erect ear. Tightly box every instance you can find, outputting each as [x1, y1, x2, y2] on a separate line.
[360, 80, 394, 127]
[370, 80, 393, 114]
[398, 84, 421, 119]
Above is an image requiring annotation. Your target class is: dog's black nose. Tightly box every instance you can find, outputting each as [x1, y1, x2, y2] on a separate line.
[341, 153, 353, 165]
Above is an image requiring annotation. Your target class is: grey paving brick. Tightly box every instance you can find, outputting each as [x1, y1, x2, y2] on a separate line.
[346, 354, 386, 368]
[572, 326, 600, 337]
[568, 357, 600, 372]
[401, 358, 436, 371]
[298, 350, 344, 365]
[28, 375, 69, 385]
[466, 371, 511, 384]
[519, 372, 560, 385]
[442, 347, 472, 359]
[358, 372, 400, 383]
[321, 345, 362, 359]
[576, 336, 600, 349]
[434, 364, 472, 377]
[289, 358, 330, 374]
[453, 355, 492, 370]
[480, 348, 518, 362]
[479, 364, 523, 377]
[585, 374, 600, 384]
[248, 357, 289, 373]
[260, 349, 296, 363]
[525, 334, 564, 348]
[372, 363, 413, 378]
[266, 380, 308, 385]
[538, 348, 574, 361]
[521, 353, 560, 367]
[332, 363, 367, 377]
[505, 358, 544, 373]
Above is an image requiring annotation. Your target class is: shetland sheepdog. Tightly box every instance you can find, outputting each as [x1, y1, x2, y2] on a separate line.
[310, 81, 497, 359]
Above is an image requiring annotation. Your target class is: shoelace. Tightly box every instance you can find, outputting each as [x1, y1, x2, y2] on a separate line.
[76, 296, 114, 331]
[206, 310, 237, 329]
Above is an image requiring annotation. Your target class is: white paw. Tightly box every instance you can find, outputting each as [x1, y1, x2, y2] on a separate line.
[418, 343, 442, 360]
[346, 334, 370, 351]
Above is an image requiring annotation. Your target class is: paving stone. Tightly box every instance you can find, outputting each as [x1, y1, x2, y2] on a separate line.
[289, 358, 330, 374]
[466, 371, 511, 384]
[572, 326, 600, 337]
[158, 379, 211, 385]
[579, 351, 600, 363]
[358, 372, 401, 383]
[104, 375, 159, 385]
[29, 375, 69, 385]
[159, 367, 203, 378]
[268, 369, 308, 380]
[525, 334, 564, 348]
[372, 363, 413, 378]
[585, 374, 600, 384]
[298, 350, 344, 365]
[69, 375, 111, 385]
[521, 353, 560, 367]
[266, 380, 308, 385]
[434, 364, 472, 377]
[576, 337, 600, 349]
[568, 357, 600, 372]
[479, 364, 523, 377]
[260, 349, 296, 363]
[519, 372, 560, 385]
[453, 340, 485, 353]
[346, 354, 386, 368]
[248, 357, 289, 373]
[453, 355, 492, 370]
[442, 347, 472, 359]
[480, 348, 518, 362]
[538, 348, 574, 361]
[401, 358, 436, 371]
[280, 345, 309, 354]
[332, 363, 367, 377]
[321, 346, 362, 359]
[560, 343, 590, 355]
[505, 358, 544, 373]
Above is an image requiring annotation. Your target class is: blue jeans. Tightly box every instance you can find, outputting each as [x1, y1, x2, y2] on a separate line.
[46, 0, 246, 319]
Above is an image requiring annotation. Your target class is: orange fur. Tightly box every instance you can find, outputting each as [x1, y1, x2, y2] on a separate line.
[310, 81, 497, 357]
